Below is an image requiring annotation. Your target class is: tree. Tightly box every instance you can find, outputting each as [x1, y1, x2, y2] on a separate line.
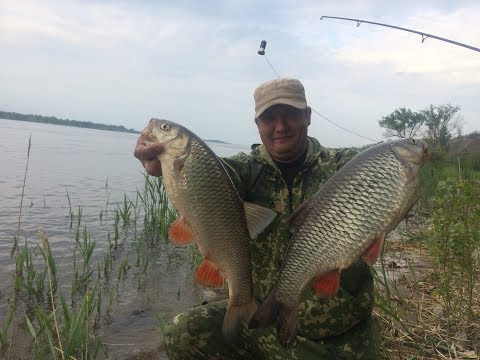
[421, 104, 463, 147]
[378, 107, 425, 139]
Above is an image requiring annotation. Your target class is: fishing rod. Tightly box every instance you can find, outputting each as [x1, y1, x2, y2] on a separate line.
[257, 40, 378, 143]
[320, 16, 480, 53]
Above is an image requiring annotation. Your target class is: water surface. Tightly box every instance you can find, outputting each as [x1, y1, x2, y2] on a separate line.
[0, 119, 250, 358]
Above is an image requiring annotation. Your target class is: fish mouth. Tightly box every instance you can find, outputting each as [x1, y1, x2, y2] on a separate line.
[141, 127, 157, 145]
[146, 118, 190, 160]
[392, 140, 431, 166]
[146, 118, 181, 147]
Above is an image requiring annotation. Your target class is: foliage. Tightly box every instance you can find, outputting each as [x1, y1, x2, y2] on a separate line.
[378, 107, 425, 138]
[428, 178, 480, 326]
[379, 104, 463, 151]
[421, 104, 462, 147]
[418, 146, 480, 212]
[138, 174, 178, 242]
[464, 147, 480, 172]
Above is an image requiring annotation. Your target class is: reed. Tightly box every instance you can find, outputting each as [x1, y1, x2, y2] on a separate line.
[137, 174, 177, 242]
[5, 136, 32, 358]
[117, 257, 130, 282]
[66, 189, 74, 229]
[39, 229, 64, 359]
[72, 226, 96, 297]
[116, 194, 133, 227]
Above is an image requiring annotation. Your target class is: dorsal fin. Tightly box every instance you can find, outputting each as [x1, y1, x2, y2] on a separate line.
[243, 202, 276, 239]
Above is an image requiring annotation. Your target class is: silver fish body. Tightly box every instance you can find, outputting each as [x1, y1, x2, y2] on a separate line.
[142, 119, 276, 339]
[250, 138, 430, 347]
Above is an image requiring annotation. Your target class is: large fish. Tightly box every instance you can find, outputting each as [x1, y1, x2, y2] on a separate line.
[250, 138, 430, 348]
[142, 118, 276, 339]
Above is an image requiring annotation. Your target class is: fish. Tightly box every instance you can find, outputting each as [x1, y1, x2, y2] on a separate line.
[250, 138, 430, 348]
[141, 118, 276, 339]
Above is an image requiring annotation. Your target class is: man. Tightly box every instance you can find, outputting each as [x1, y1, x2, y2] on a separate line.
[134, 78, 380, 359]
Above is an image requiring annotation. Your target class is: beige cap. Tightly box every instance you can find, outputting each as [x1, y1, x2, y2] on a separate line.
[254, 78, 307, 118]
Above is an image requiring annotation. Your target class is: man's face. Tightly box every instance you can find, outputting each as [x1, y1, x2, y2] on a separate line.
[255, 104, 311, 162]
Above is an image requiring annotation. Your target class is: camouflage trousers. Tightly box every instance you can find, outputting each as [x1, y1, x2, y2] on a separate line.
[163, 300, 381, 360]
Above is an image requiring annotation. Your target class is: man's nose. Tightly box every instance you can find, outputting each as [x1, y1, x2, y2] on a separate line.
[272, 116, 289, 131]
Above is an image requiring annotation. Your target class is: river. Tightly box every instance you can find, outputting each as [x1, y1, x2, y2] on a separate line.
[0, 119, 251, 359]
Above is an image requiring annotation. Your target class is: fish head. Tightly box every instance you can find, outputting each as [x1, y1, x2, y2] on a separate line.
[392, 138, 430, 166]
[142, 118, 190, 159]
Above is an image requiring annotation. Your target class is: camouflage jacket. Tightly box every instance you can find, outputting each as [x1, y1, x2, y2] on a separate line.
[221, 136, 375, 341]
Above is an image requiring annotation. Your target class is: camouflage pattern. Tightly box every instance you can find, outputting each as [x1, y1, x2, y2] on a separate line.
[164, 299, 380, 359]
[164, 137, 380, 359]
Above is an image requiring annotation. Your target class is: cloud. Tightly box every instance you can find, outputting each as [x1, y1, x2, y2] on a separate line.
[0, 0, 479, 148]
[329, 6, 480, 83]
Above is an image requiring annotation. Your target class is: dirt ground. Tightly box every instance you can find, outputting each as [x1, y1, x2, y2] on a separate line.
[375, 228, 480, 360]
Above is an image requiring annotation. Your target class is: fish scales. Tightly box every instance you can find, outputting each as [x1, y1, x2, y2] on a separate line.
[176, 136, 253, 302]
[250, 138, 430, 348]
[279, 150, 411, 302]
[142, 118, 276, 340]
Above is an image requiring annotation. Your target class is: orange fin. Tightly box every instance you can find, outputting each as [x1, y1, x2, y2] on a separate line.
[169, 216, 195, 245]
[195, 259, 224, 288]
[362, 233, 385, 265]
[312, 270, 340, 297]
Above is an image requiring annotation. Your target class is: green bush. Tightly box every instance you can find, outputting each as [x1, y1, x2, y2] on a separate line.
[428, 178, 480, 325]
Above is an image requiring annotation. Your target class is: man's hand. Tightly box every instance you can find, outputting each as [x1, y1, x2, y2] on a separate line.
[133, 135, 164, 176]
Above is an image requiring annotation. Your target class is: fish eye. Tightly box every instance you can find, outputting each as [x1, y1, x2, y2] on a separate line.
[160, 123, 170, 131]
[410, 139, 416, 144]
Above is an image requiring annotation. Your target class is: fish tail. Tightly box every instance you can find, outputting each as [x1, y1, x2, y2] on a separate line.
[222, 298, 258, 341]
[249, 293, 280, 328]
[249, 294, 298, 349]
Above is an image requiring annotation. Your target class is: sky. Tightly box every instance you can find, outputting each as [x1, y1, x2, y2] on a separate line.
[1, 0, 479, 148]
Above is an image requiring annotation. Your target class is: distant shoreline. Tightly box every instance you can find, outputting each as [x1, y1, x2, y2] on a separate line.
[0, 111, 232, 144]
[0, 111, 140, 134]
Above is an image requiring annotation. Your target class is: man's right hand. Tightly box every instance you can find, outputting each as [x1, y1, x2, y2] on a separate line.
[133, 134, 164, 177]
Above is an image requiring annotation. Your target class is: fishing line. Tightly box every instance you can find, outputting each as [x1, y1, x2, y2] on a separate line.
[263, 55, 281, 78]
[258, 40, 281, 78]
[257, 40, 378, 143]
